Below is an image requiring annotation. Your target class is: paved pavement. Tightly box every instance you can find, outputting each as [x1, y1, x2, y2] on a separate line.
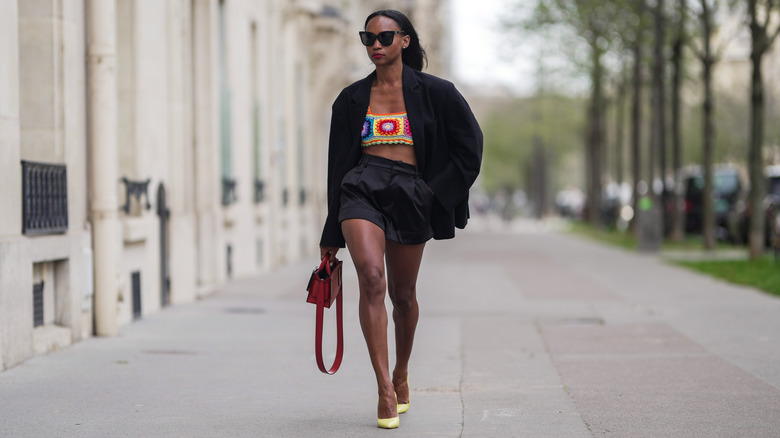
[2, 220, 780, 437]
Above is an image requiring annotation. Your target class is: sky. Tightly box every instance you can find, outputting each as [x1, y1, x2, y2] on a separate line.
[450, 0, 537, 96]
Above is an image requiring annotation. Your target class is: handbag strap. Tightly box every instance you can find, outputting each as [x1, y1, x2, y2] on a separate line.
[318, 253, 333, 277]
[314, 276, 343, 374]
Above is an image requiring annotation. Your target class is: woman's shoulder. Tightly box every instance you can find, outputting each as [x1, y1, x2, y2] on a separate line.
[409, 69, 455, 92]
[333, 72, 374, 105]
[407, 69, 469, 109]
[342, 77, 368, 93]
[335, 81, 361, 100]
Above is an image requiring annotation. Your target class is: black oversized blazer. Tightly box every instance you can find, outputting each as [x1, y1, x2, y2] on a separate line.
[319, 65, 483, 248]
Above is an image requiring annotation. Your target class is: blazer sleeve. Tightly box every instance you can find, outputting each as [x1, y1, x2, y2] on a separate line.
[319, 91, 351, 248]
[426, 83, 483, 211]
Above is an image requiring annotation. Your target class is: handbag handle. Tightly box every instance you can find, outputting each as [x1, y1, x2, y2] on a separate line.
[317, 253, 333, 278]
[314, 254, 343, 374]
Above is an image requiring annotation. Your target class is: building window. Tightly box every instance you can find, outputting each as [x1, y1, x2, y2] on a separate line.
[132, 271, 142, 320]
[21, 161, 68, 235]
[33, 281, 45, 328]
[251, 22, 264, 204]
[218, 0, 233, 204]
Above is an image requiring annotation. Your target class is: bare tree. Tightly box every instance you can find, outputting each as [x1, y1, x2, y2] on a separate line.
[615, 69, 628, 188]
[669, 0, 688, 241]
[650, 0, 668, 235]
[631, 0, 648, 231]
[746, 0, 780, 258]
[512, 0, 627, 227]
[692, 0, 720, 250]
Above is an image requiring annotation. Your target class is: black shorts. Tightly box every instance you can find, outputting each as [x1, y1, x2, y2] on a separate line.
[338, 154, 434, 245]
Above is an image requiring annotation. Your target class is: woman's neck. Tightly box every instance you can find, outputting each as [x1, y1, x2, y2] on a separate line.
[374, 62, 404, 88]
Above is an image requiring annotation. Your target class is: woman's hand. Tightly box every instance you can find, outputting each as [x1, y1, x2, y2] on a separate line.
[320, 246, 339, 260]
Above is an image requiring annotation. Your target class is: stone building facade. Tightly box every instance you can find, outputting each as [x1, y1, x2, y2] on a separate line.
[1, 0, 449, 371]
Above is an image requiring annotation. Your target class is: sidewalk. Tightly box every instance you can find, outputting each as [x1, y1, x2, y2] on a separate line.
[2, 223, 780, 437]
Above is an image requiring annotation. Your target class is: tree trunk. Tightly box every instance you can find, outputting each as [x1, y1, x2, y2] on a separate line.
[701, 0, 716, 251]
[616, 76, 626, 187]
[630, 11, 644, 232]
[587, 39, 605, 227]
[748, 0, 767, 259]
[651, 0, 667, 235]
[532, 135, 547, 219]
[748, 54, 765, 258]
[670, 0, 686, 241]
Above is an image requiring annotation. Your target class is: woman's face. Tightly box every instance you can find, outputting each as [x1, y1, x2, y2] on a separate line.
[364, 16, 410, 67]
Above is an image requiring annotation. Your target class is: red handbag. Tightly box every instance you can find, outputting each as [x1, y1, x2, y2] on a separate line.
[305, 253, 343, 374]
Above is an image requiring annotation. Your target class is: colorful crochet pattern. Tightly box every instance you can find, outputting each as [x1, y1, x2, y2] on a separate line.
[361, 107, 414, 147]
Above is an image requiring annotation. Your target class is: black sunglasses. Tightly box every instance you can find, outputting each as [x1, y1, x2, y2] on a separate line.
[359, 30, 405, 47]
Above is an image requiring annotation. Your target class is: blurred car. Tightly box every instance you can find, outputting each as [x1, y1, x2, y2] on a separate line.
[766, 167, 780, 250]
[766, 165, 780, 204]
[555, 187, 585, 219]
[730, 165, 780, 246]
[681, 165, 745, 240]
[601, 182, 632, 229]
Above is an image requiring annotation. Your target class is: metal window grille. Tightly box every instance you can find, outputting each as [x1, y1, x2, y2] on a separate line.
[21, 161, 68, 235]
[222, 177, 237, 206]
[33, 282, 45, 327]
[226, 245, 233, 278]
[254, 179, 265, 203]
[132, 271, 142, 320]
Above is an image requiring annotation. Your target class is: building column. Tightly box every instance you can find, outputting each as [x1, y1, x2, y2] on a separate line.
[87, 0, 119, 336]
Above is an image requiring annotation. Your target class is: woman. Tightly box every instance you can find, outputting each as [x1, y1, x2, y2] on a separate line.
[319, 9, 482, 429]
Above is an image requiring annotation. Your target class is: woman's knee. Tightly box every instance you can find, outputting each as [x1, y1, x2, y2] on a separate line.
[389, 285, 417, 312]
[357, 264, 386, 299]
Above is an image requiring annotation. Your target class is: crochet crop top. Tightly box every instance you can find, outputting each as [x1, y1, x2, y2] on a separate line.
[361, 107, 414, 147]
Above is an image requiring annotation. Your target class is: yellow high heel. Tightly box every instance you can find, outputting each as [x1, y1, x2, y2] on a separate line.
[377, 416, 400, 429]
[396, 376, 410, 414]
[378, 392, 400, 429]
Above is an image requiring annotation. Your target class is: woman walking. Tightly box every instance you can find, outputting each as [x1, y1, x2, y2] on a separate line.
[318, 9, 482, 429]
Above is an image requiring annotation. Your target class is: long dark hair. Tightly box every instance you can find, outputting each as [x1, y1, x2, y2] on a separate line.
[364, 10, 427, 71]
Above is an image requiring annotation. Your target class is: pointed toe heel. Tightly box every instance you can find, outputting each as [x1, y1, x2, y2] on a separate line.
[377, 416, 400, 429]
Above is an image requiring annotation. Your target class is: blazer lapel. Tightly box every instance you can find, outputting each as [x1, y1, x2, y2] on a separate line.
[402, 65, 427, 170]
[348, 72, 373, 146]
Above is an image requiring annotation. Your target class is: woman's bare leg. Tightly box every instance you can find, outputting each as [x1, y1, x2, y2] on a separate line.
[385, 240, 425, 405]
[341, 219, 397, 420]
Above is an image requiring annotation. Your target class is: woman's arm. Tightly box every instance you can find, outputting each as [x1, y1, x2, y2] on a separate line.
[319, 91, 353, 248]
[426, 83, 483, 211]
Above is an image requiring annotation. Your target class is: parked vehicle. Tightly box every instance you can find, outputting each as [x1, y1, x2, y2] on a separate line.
[728, 165, 780, 247]
[555, 186, 585, 219]
[766, 165, 780, 204]
[681, 165, 746, 241]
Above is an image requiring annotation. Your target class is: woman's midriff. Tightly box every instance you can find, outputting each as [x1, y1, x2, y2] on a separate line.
[362, 143, 417, 165]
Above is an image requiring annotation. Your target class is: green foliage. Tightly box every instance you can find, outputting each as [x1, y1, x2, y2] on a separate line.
[568, 220, 637, 249]
[569, 221, 742, 251]
[674, 256, 780, 298]
[681, 90, 752, 165]
[505, 0, 647, 75]
[499, 0, 780, 209]
[479, 94, 586, 195]
[570, 221, 780, 297]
